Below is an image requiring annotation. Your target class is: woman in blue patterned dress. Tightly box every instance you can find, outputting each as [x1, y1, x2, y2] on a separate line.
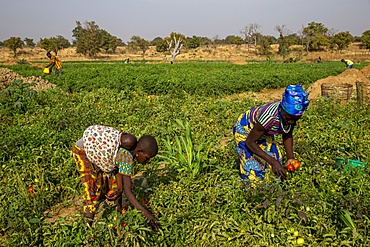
[232, 85, 310, 186]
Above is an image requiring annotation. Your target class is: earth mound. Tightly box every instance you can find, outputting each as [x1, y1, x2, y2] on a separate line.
[0, 67, 55, 91]
[307, 65, 370, 100]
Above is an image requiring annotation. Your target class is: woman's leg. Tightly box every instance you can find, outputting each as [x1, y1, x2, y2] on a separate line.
[72, 145, 103, 222]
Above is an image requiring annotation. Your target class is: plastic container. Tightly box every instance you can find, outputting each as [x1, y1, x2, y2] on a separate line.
[43, 68, 51, 74]
[335, 157, 346, 168]
[335, 157, 367, 175]
[347, 159, 367, 171]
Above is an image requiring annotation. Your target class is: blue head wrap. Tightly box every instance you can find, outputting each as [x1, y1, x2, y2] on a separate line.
[281, 85, 310, 116]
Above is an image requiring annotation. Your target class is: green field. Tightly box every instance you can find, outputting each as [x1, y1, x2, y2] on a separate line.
[1, 62, 370, 246]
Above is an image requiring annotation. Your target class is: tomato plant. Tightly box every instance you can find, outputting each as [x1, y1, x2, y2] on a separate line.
[1, 62, 370, 246]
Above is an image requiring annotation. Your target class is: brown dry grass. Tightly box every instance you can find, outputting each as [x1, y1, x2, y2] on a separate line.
[1, 43, 370, 65]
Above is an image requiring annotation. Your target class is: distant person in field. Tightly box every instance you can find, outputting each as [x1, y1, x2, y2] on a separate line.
[45, 52, 63, 75]
[341, 59, 354, 69]
[72, 125, 160, 231]
[232, 84, 310, 187]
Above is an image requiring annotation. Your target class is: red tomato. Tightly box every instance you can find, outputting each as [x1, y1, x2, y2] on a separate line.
[291, 160, 301, 169]
[287, 164, 295, 171]
[28, 186, 34, 192]
[121, 222, 127, 227]
[107, 190, 115, 196]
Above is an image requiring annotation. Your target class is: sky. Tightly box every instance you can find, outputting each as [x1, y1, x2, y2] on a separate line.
[1, 0, 370, 43]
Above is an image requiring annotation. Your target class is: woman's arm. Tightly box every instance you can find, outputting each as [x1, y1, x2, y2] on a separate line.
[282, 130, 295, 160]
[246, 122, 287, 179]
[122, 175, 160, 231]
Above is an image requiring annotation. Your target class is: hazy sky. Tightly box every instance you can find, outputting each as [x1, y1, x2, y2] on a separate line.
[1, 0, 370, 43]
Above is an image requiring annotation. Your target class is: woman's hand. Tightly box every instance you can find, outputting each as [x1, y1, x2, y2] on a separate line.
[143, 211, 160, 232]
[105, 190, 122, 201]
[122, 175, 160, 231]
[271, 162, 287, 180]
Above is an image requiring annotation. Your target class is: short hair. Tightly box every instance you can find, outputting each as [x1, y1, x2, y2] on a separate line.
[46, 52, 51, 57]
[137, 135, 158, 156]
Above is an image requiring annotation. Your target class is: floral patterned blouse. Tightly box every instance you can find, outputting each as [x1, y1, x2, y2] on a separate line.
[82, 125, 133, 176]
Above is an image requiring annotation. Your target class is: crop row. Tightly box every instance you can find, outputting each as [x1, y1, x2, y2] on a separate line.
[5, 62, 353, 97]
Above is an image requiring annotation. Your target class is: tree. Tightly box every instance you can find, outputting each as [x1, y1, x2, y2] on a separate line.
[275, 24, 292, 57]
[222, 35, 243, 47]
[330, 31, 354, 51]
[4, 37, 24, 58]
[310, 33, 329, 51]
[165, 32, 185, 64]
[72, 21, 103, 58]
[150, 37, 164, 46]
[232, 36, 244, 47]
[155, 40, 168, 53]
[211, 35, 220, 48]
[128, 35, 150, 58]
[361, 30, 370, 50]
[39, 35, 70, 55]
[302, 22, 329, 52]
[100, 30, 121, 53]
[224, 35, 237, 45]
[257, 35, 273, 56]
[241, 23, 262, 51]
[186, 36, 201, 49]
[23, 38, 35, 48]
[285, 34, 300, 46]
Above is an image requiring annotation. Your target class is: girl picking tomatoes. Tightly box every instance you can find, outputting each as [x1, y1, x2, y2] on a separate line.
[72, 125, 160, 231]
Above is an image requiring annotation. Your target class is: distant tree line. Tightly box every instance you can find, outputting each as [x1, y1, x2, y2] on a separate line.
[1, 20, 370, 63]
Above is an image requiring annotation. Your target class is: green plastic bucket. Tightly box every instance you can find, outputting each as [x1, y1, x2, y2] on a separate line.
[346, 159, 367, 170]
[335, 158, 367, 175]
[335, 157, 346, 168]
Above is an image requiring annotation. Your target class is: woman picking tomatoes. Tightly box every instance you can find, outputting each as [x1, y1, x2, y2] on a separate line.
[232, 84, 309, 186]
[72, 125, 160, 231]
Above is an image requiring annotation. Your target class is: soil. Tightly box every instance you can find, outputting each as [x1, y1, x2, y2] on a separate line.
[0, 67, 55, 91]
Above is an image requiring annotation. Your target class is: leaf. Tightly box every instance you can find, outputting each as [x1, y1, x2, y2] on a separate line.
[293, 197, 304, 205]
[298, 211, 307, 222]
[276, 196, 283, 207]
[262, 199, 270, 209]
[339, 210, 355, 230]
[256, 199, 270, 209]
[29, 217, 40, 224]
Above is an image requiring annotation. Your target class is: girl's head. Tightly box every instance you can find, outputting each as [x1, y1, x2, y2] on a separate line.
[120, 133, 137, 151]
[281, 84, 310, 117]
[134, 135, 158, 164]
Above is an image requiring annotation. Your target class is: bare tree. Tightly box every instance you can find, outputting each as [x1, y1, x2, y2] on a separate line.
[297, 27, 305, 46]
[275, 24, 292, 57]
[275, 24, 291, 37]
[240, 23, 262, 51]
[211, 34, 220, 49]
[165, 32, 185, 64]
